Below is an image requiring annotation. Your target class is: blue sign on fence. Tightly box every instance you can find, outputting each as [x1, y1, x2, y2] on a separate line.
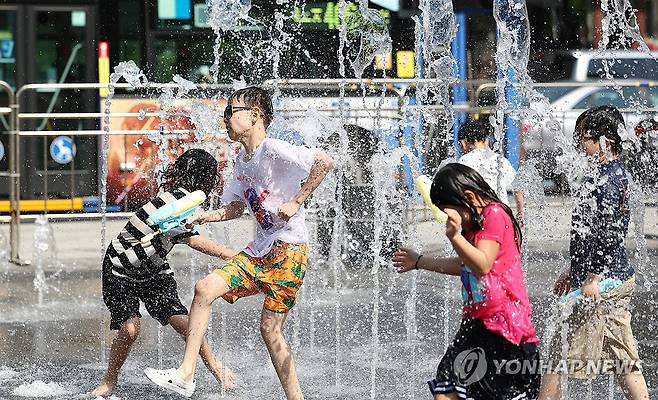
[0, 40, 14, 59]
[50, 136, 76, 164]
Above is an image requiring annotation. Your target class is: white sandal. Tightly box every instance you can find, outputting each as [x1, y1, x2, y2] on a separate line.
[144, 367, 196, 398]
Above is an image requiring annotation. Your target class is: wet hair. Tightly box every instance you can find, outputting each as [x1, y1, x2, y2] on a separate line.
[227, 86, 274, 128]
[161, 148, 219, 196]
[574, 105, 625, 154]
[457, 118, 493, 144]
[430, 163, 523, 249]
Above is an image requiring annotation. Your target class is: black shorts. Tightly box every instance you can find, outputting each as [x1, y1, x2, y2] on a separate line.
[428, 318, 540, 400]
[102, 254, 188, 330]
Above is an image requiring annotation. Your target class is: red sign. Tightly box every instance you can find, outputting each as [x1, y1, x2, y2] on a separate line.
[98, 41, 109, 58]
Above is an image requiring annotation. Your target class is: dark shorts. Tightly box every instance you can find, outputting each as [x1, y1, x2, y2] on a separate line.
[428, 318, 540, 400]
[102, 255, 188, 330]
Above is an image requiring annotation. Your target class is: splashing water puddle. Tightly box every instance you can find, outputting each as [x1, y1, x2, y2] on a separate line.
[12, 381, 72, 397]
[0, 366, 19, 382]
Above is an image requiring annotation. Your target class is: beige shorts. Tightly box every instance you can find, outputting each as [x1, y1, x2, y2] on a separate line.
[546, 276, 642, 379]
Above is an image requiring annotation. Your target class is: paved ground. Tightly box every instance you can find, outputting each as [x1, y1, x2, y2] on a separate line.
[0, 198, 656, 399]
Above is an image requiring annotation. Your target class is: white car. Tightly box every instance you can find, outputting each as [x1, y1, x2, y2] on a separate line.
[522, 85, 658, 153]
[534, 50, 658, 82]
[569, 50, 658, 81]
[520, 85, 658, 189]
[523, 49, 658, 152]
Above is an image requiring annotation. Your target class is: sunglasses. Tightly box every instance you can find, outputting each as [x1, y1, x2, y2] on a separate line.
[223, 105, 253, 120]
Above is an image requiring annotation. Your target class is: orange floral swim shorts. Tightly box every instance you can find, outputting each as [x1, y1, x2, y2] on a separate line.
[213, 240, 308, 313]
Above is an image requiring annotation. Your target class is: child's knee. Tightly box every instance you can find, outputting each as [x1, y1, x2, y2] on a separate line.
[194, 275, 221, 303]
[119, 319, 140, 342]
[168, 314, 189, 336]
[259, 320, 282, 342]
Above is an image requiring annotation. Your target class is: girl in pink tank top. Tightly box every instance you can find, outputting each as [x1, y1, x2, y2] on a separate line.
[393, 163, 539, 400]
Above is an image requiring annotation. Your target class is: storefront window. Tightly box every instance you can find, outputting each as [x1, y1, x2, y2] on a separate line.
[35, 10, 87, 83]
[153, 37, 214, 82]
[153, 0, 204, 29]
[0, 9, 17, 89]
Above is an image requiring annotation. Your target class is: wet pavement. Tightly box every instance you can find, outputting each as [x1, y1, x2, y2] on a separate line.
[0, 200, 657, 399]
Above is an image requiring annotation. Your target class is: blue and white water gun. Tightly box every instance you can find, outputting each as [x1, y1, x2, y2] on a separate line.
[141, 190, 206, 243]
[559, 277, 623, 303]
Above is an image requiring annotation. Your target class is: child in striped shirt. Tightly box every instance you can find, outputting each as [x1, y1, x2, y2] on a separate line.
[93, 148, 237, 397]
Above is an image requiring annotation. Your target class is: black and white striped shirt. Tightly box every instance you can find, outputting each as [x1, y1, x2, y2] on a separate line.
[107, 188, 198, 281]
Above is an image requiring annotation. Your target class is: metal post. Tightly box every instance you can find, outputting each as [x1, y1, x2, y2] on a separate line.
[505, 68, 521, 169]
[2, 81, 26, 265]
[43, 135, 48, 213]
[7, 87, 16, 260]
[70, 151, 75, 212]
[451, 12, 468, 157]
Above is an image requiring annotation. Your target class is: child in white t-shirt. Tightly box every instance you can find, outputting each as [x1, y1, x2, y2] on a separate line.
[457, 118, 525, 223]
[145, 86, 335, 399]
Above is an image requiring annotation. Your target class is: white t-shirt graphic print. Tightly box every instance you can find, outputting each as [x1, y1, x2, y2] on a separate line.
[222, 138, 318, 257]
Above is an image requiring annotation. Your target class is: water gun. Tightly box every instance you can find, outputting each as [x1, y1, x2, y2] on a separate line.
[559, 277, 623, 303]
[414, 175, 448, 223]
[140, 190, 206, 243]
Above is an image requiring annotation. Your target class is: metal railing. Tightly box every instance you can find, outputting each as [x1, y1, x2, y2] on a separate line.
[0, 80, 20, 264]
[3, 78, 657, 266]
[474, 79, 658, 109]
[3, 82, 234, 263]
[3, 80, 430, 264]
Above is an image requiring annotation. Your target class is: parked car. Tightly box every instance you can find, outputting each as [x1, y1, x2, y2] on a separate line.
[522, 85, 658, 190]
[523, 85, 658, 153]
[570, 50, 658, 81]
[529, 50, 658, 82]
[628, 118, 658, 191]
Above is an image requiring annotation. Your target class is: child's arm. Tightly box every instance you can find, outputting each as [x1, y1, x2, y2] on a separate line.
[444, 208, 499, 278]
[278, 151, 336, 221]
[187, 235, 238, 259]
[553, 267, 571, 296]
[393, 247, 461, 275]
[581, 178, 625, 300]
[589, 178, 627, 291]
[449, 235, 499, 278]
[514, 191, 525, 227]
[187, 201, 246, 226]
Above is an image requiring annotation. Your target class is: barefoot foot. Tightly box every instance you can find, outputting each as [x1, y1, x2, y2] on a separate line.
[91, 380, 116, 397]
[218, 367, 237, 391]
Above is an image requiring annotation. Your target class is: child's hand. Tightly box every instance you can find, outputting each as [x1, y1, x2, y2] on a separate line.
[553, 268, 571, 296]
[443, 208, 462, 240]
[581, 273, 601, 300]
[186, 211, 212, 228]
[517, 210, 525, 230]
[392, 247, 421, 273]
[277, 201, 301, 222]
